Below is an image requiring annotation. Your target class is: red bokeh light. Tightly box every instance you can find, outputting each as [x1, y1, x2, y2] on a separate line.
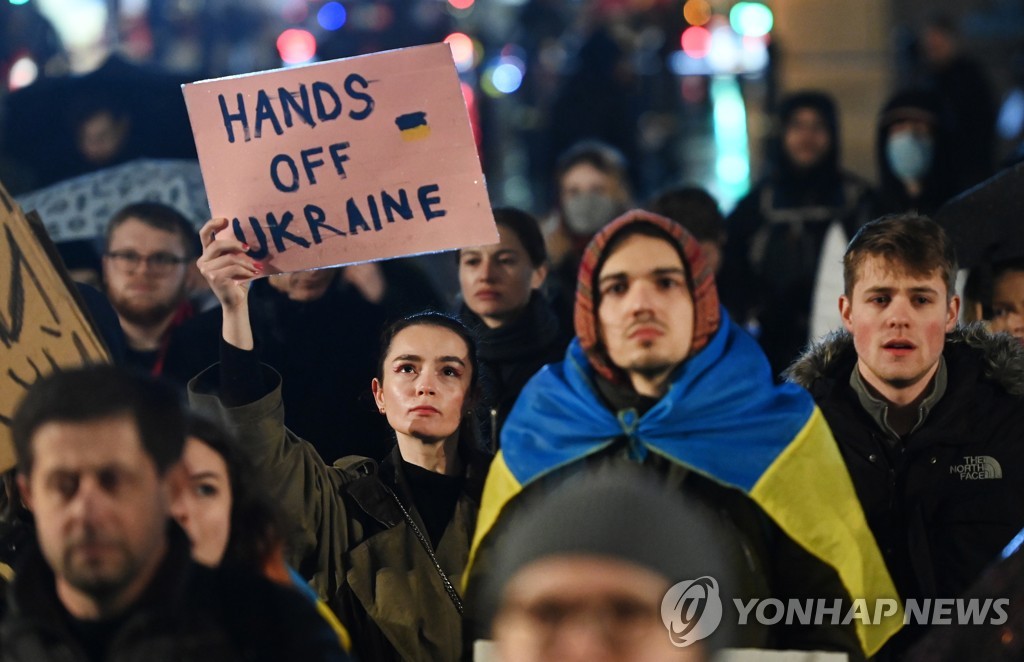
[681, 26, 711, 59]
[277, 29, 317, 64]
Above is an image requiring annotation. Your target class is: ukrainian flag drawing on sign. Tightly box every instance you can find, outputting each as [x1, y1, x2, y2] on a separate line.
[396, 112, 430, 141]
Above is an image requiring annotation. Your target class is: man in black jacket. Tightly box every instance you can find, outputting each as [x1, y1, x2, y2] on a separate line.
[786, 213, 1024, 656]
[1, 365, 347, 662]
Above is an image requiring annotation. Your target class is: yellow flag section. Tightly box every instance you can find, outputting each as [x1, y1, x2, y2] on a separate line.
[750, 407, 904, 656]
[0, 179, 110, 472]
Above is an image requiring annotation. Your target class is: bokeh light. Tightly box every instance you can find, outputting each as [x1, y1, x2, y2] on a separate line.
[8, 56, 38, 90]
[36, 0, 107, 51]
[707, 26, 740, 72]
[448, 0, 475, 9]
[730, 2, 773, 38]
[681, 26, 711, 59]
[317, 2, 347, 31]
[277, 29, 317, 65]
[491, 62, 523, 94]
[682, 0, 711, 27]
[444, 32, 476, 72]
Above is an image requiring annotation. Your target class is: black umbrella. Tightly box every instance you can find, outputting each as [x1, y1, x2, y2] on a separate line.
[935, 161, 1024, 268]
[2, 55, 197, 192]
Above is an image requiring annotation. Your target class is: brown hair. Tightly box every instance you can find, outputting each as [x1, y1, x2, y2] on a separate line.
[105, 202, 199, 258]
[843, 213, 958, 299]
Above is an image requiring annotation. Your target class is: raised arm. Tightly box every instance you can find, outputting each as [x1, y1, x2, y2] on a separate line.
[189, 220, 353, 598]
[196, 217, 259, 350]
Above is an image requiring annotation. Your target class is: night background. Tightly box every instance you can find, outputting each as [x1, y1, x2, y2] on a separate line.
[2, 0, 1023, 215]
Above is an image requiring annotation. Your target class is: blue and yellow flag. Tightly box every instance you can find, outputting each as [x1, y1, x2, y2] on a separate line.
[468, 315, 903, 656]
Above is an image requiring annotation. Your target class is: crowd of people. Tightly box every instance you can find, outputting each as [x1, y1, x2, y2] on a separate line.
[2, 16, 1024, 662]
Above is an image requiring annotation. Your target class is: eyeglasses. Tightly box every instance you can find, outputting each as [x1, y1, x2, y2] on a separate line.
[105, 250, 189, 274]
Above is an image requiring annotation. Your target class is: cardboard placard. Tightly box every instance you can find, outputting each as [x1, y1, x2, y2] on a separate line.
[182, 43, 497, 275]
[0, 181, 111, 472]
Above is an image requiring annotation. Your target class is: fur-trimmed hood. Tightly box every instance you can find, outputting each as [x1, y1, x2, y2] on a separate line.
[784, 323, 1024, 397]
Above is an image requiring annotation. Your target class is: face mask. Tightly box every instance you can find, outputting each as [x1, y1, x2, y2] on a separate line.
[886, 132, 934, 182]
[563, 192, 625, 236]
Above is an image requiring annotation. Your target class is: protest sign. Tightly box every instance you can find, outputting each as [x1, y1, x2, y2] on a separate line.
[182, 43, 497, 275]
[0, 180, 110, 471]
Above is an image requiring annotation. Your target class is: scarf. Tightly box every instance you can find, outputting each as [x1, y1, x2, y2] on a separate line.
[461, 293, 560, 363]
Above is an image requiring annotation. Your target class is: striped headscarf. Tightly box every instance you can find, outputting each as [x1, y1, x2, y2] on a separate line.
[573, 209, 721, 384]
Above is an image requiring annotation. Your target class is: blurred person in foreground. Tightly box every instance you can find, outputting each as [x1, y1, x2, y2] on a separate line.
[483, 466, 731, 662]
[464, 209, 901, 659]
[905, 530, 1024, 662]
[0, 365, 346, 661]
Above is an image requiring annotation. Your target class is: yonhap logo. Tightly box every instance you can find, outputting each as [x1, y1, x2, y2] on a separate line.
[660, 576, 723, 647]
[950, 455, 1002, 480]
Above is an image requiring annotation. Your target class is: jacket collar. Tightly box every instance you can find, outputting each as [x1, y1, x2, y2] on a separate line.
[849, 356, 947, 439]
[785, 323, 1024, 397]
[7, 523, 195, 630]
[346, 442, 490, 530]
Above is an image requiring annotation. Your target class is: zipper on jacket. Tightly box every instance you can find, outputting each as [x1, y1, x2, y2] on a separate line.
[489, 407, 498, 454]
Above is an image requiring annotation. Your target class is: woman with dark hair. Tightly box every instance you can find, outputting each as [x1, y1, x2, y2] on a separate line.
[189, 218, 491, 662]
[171, 414, 352, 651]
[458, 207, 570, 449]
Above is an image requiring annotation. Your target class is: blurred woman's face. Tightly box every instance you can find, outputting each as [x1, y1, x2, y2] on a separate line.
[990, 270, 1024, 344]
[459, 225, 546, 329]
[372, 325, 473, 445]
[170, 437, 232, 567]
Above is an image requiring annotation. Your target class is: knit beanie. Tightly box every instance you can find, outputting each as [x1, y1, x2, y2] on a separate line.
[482, 465, 731, 641]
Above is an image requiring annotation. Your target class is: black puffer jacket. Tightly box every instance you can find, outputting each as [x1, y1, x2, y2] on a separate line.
[786, 326, 1024, 653]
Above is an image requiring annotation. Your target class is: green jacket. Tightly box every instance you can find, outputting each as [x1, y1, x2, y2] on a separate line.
[190, 365, 490, 662]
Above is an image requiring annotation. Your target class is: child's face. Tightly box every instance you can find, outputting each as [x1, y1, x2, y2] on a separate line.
[990, 270, 1024, 344]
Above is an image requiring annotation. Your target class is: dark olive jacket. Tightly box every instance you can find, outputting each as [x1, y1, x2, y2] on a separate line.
[190, 365, 490, 662]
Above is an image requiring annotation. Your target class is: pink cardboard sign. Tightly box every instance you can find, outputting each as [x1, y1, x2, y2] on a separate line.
[182, 43, 497, 275]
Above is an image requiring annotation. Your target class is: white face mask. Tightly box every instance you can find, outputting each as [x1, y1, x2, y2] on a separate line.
[563, 192, 624, 236]
[886, 132, 934, 182]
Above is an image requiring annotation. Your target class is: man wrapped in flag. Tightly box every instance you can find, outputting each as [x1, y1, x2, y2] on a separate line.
[463, 210, 902, 658]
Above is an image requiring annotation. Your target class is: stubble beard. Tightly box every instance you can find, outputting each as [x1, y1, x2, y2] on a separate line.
[110, 285, 186, 328]
[60, 538, 138, 603]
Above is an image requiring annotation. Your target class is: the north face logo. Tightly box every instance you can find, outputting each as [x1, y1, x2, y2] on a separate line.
[950, 456, 1002, 480]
